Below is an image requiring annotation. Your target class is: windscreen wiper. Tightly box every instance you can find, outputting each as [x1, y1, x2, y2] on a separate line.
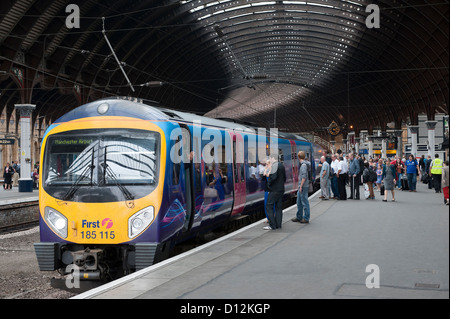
[101, 146, 135, 208]
[62, 148, 96, 201]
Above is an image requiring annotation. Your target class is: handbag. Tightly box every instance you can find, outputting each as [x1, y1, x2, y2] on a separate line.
[380, 183, 385, 196]
[364, 183, 370, 199]
[204, 187, 218, 199]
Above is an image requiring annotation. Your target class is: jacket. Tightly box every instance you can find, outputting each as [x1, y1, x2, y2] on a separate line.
[382, 164, 396, 180]
[298, 160, 311, 186]
[431, 158, 443, 175]
[349, 159, 360, 176]
[268, 162, 287, 193]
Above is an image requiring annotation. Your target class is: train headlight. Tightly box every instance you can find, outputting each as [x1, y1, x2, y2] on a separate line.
[128, 206, 155, 239]
[44, 207, 68, 238]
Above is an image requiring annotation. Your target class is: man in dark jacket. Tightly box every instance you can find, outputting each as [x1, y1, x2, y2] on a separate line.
[348, 153, 361, 199]
[264, 157, 287, 230]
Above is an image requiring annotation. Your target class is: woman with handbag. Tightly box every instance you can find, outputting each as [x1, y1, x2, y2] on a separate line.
[3, 162, 13, 190]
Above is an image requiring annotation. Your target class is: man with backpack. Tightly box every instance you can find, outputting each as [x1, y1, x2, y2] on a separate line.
[363, 161, 377, 200]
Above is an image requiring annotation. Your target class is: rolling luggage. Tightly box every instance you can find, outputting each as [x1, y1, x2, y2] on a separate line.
[401, 175, 409, 191]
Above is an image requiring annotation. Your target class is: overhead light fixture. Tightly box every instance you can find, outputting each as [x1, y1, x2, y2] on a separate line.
[139, 81, 165, 87]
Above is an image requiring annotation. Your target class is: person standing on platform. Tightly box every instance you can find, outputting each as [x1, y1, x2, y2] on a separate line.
[376, 163, 383, 192]
[430, 154, 443, 193]
[382, 160, 396, 202]
[337, 156, 348, 200]
[330, 154, 340, 199]
[320, 156, 330, 200]
[405, 154, 420, 192]
[395, 158, 405, 189]
[3, 162, 13, 190]
[442, 161, 449, 205]
[363, 162, 376, 200]
[293, 151, 311, 224]
[264, 156, 286, 230]
[12, 160, 20, 187]
[419, 155, 426, 177]
[348, 153, 360, 200]
[262, 159, 275, 223]
[425, 155, 433, 189]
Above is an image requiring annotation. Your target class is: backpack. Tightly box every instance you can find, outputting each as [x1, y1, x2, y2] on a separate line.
[301, 161, 312, 182]
[369, 168, 377, 183]
[363, 168, 369, 183]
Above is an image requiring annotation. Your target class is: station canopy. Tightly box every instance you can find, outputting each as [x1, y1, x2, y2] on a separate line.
[0, 0, 448, 133]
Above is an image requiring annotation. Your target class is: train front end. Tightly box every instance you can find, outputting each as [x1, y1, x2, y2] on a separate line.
[34, 100, 167, 281]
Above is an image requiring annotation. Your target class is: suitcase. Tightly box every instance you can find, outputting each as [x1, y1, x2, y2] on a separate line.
[401, 177, 409, 191]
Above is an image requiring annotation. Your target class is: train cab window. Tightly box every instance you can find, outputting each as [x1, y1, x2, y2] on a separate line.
[43, 128, 160, 202]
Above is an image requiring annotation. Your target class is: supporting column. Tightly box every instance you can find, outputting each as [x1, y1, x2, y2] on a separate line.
[381, 139, 387, 159]
[355, 137, 360, 155]
[409, 125, 420, 158]
[394, 129, 403, 159]
[425, 121, 438, 158]
[15, 104, 35, 192]
[368, 136, 374, 159]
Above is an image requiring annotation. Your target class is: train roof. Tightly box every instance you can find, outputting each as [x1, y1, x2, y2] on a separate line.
[55, 97, 309, 142]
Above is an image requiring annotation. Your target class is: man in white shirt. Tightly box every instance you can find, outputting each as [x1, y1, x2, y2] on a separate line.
[330, 154, 340, 199]
[337, 155, 348, 200]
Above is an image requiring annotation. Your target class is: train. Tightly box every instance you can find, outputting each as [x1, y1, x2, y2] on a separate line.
[34, 97, 324, 281]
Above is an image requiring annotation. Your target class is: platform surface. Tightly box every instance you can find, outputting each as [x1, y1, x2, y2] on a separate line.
[75, 182, 449, 299]
[0, 187, 38, 206]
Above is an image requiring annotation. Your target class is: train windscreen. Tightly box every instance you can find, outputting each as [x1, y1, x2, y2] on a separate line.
[43, 129, 160, 202]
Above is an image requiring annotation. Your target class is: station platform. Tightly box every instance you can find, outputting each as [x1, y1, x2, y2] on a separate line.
[75, 182, 449, 300]
[0, 187, 38, 206]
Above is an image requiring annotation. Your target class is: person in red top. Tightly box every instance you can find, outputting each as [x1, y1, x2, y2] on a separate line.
[395, 158, 405, 189]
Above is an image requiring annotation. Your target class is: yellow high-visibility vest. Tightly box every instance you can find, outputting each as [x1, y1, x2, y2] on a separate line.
[431, 158, 443, 175]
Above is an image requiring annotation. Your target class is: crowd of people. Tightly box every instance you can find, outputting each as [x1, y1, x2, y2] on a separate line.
[2, 161, 40, 190]
[262, 150, 449, 230]
[311, 151, 448, 205]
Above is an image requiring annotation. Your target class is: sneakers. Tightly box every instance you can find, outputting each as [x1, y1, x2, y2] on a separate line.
[263, 226, 273, 230]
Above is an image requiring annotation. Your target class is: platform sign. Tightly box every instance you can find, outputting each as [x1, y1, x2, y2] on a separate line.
[0, 138, 15, 145]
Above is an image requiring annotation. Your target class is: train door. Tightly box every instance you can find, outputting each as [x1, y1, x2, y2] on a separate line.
[290, 140, 298, 192]
[229, 130, 246, 216]
[191, 134, 204, 225]
[180, 124, 195, 232]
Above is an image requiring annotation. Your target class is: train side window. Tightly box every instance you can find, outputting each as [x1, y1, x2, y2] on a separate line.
[219, 145, 228, 183]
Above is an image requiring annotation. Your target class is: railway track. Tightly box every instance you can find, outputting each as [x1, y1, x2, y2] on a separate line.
[0, 220, 40, 236]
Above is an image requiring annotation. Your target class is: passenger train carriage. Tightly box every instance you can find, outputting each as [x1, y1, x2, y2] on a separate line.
[34, 97, 323, 281]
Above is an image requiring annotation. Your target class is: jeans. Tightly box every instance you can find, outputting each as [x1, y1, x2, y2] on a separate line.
[296, 187, 310, 221]
[397, 173, 403, 188]
[267, 191, 283, 229]
[331, 175, 340, 198]
[407, 173, 417, 191]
